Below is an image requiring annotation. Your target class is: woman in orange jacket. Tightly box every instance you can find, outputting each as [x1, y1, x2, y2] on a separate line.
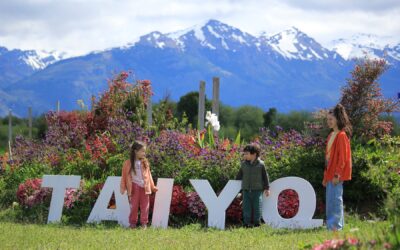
[323, 104, 352, 231]
[120, 141, 158, 229]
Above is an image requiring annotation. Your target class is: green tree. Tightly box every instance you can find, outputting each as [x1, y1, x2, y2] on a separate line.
[234, 106, 264, 140]
[218, 104, 237, 139]
[263, 107, 277, 128]
[276, 111, 314, 132]
[177, 91, 211, 128]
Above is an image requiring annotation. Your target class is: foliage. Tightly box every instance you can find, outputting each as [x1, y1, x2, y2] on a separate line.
[16, 178, 51, 208]
[1, 68, 400, 227]
[340, 57, 400, 139]
[177, 91, 212, 127]
[263, 107, 277, 128]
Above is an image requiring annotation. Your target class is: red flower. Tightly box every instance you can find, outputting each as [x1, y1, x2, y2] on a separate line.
[85, 134, 115, 162]
[277, 189, 299, 218]
[170, 185, 188, 215]
[16, 178, 51, 208]
[226, 196, 242, 222]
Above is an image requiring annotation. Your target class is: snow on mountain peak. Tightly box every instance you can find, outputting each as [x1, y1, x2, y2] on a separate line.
[328, 33, 399, 60]
[122, 20, 398, 63]
[269, 28, 300, 54]
[387, 44, 400, 61]
[20, 50, 67, 70]
[204, 20, 253, 47]
[164, 19, 255, 51]
[262, 27, 331, 60]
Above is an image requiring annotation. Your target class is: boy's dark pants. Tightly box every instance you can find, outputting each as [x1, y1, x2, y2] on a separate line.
[242, 190, 263, 225]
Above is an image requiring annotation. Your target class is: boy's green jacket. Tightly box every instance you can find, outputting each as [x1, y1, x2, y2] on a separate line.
[236, 159, 270, 191]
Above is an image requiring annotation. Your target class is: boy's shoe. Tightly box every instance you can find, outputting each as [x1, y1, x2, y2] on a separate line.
[243, 224, 252, 228]
[253, 223, 261, 227]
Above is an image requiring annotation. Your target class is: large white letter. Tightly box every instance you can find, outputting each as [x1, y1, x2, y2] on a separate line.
[87, 176, 130, 227]
[262, 177, 323, 229]
[190, 180, 241, 230]
[151, 178, 174, 229]
[42, 175, 81, 223]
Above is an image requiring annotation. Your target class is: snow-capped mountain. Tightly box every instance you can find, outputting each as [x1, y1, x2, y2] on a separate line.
[167, 20, 258, 51]
[129, 21, 344, 61]
[22, 50, 67, 70]
[0, 46, 67, 88]
[328, 33, 399, 61]
[0, 46, 66, 70]
[129, 20, 260, 52]
[259, 27, 342, 61]
[123, 20, 398, 63]
[0, 19, 399, 117]
[387, 44, 400, 61]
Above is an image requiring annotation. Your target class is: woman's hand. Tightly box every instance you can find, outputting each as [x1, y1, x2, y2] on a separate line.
[322, 179, 327, 187]
[333, 176, 340, 185]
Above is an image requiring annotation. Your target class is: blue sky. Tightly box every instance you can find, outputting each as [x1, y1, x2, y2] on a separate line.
[0, 0, 399, 56]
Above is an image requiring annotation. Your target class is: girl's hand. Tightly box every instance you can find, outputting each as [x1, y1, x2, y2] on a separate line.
[322, 180, 327, 187]
[153, 186, 159, 192]
[264, 189, 270, 197]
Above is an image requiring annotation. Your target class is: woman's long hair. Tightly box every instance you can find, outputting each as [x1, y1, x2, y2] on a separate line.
[330, 104, 352, 137]
[130, 141, 146, 175]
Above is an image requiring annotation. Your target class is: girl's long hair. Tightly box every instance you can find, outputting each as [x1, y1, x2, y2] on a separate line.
[330, 104, 352, 137]
[130, 141, 146, 175]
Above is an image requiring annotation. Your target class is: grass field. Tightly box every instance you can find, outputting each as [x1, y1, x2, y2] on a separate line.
[0, 217, 390, 249]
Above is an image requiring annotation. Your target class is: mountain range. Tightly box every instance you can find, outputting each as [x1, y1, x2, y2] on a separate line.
[0, 19, 399, 117]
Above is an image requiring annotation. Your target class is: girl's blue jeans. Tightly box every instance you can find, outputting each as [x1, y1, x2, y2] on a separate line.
[326, 181, 344, 231]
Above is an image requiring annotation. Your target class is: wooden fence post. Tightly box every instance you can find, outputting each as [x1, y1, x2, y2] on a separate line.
[198, 81, 206, 130]
[8, 110, 12, 144]
[28, 107, 32, 139]
[8, 109, 13, 160]
[147, 98, 153, 126]
[212, 77, 220, 117]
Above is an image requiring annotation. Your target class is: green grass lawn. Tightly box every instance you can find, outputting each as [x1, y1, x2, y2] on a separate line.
[0, 217, 390, 249]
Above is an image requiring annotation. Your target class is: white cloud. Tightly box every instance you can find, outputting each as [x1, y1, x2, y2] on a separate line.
[0, 0, 399, 56]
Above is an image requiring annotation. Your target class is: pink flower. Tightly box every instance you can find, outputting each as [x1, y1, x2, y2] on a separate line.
[187, 192, 206, 218]
[384, 242, 392, 249]
[347, 238, 358, 245]
[16, 178, 51, 208]
[64, 188, 81, 209]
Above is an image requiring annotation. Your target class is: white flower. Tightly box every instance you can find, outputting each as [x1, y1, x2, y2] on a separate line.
[77, 99, 85, 110]
[205, 111, 212, 121]
[205, 111, 220, 131]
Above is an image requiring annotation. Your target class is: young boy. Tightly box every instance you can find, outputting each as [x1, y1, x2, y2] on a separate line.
[236, 144, 270, 227]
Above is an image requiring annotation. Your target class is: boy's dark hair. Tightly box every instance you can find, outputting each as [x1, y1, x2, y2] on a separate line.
[243, 144, 261, 158]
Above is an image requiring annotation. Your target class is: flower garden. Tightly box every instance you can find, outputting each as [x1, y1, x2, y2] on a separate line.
[0, 60, 400, 249]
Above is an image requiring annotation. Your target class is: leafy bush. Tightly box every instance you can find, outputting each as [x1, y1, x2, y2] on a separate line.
[1, 70, 399, 226]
